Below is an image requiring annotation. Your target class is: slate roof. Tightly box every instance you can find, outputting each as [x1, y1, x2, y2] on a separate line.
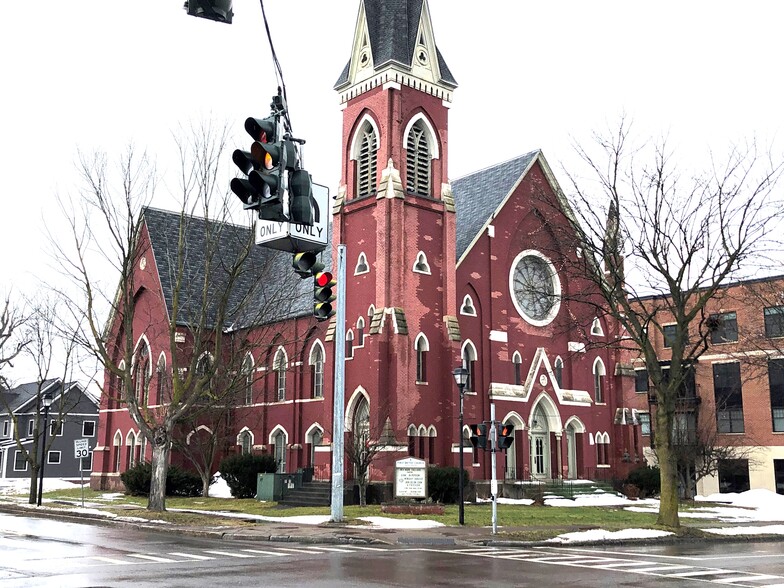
[452, 151, 540, 259]
[143, 207, 330, 331]
[335, 0, 457, 88]
[1, 379, 63, 414]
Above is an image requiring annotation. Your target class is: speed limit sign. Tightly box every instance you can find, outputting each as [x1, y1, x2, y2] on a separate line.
[74, 439, 89, 459]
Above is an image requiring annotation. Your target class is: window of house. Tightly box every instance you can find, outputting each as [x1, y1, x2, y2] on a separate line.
[155, 354, 166, 405]
[346, 330, 354, 360]
[27, 419, 34, 438]
[663, 324, 677, 348]
[672, 412, 696, 445]
[83, 421, 95, 437]
[48, 451, 61, 465]
[356, 317, 365, 347]
[81, 452, 93, 472]
[765, 306, 784, 338]
[274, 349, 287, 401]
[635, 369, 649, 393]
[512, 352, 522, 386]
[714, 362, 744, 433]
[355, 252, 369, 275]
[50, 421, 63, 436]
[775, 459, 784, 495]
[415, 334, 429, 383]
[273, 431, 286, 473]
[554, 357, 563, 388]
[660, 361, 697, 400]
[406, 121, 431, 196]
[638, 412, 651, 436]
[356, 124, 378, 198]
[718, 459, 750, 493]
[769, 358, 784, 432]
[134, 343, 150, 405]
[407, 425, 417, 457]
[462, 343, 477, 393]
[310, 344, 324, 399]
[239, 430, 252, 455]
[593, 358, 606, 403]
[2, 421, 8, 437]
[242, 354, 254, 405]
[460, 295, 476, 316]
[14, 451, 27, 471]
[710, 311, 738, 344]
[196, 354, 213, 396]
[590, 317, 604, 336]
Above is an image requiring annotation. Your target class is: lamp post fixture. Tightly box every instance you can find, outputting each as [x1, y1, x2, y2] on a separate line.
[452, 366, 469, 525]
[36, 392, 53, 507]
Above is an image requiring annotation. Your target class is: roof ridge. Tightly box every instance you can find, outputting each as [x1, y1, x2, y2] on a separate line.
[451, 150, 540, 183]
[142, 206, 254, 233]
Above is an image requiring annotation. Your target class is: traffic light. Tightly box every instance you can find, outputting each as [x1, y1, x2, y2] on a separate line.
[184, 0, 233, 24]
[231, 115, 298, 222]
[469, 423, 487, 450]
[313, 270, 337, 321]
[497, 423, 515, 450]
[292, 252, 323, 279]
[289, 168, 315, 226]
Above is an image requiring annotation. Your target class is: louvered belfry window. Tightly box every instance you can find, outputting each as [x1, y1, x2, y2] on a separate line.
[357, 125, 377, 197]
[406, 122, 431, 196]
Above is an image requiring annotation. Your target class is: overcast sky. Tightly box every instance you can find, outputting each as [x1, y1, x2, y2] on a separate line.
[2, 0, 783, 380]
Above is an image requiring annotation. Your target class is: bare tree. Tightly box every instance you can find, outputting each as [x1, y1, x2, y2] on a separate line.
[0, 296, 28, 389]
[53, 120, 303, 511]
[545, 120, 783, 528]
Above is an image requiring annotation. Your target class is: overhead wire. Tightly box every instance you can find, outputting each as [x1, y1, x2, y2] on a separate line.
[259, 0, 293, 134]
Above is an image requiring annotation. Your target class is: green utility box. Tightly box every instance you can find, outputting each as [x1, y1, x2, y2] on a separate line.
[256, 472, 284, 501]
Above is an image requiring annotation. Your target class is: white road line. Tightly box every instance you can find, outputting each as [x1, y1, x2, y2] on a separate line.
[547, 546, 784, 562]
[338, 545, 388, 551]
[168, 552, 215, 561]
[598, 562, 664, 569]
[546, 558, 627, 565]
[240, 549, 287, 557]
[668, 570, 737, 578]
[274, 547, 332, 554]
[304, 546, 355, 553]
[92, 556, 133, 565]
[202, 550, 254, 558]
[127, 554, 176, 563]
[633, 565, 691, 573]
[714, 575, 782, 584]
[756, 584, 784, 588]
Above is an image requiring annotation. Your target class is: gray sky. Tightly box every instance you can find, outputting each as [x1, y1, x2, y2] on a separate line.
[2, 0, 783, 379]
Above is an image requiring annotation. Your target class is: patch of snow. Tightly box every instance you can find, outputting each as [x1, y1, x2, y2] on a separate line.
[0, 478, 84, 496]
[545, 494, 638, 508]
[355, 517, 444, 529]
[702, 525, 784, 536]
[208, 473, 232, 499]
[547, 528, 674, 543]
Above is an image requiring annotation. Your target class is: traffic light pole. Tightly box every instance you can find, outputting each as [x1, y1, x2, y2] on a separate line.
[330, 244, 347, 523]
[490, 402, 498, 534]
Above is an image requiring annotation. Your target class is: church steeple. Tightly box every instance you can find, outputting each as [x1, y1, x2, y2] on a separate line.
[334, 0, 457, 104]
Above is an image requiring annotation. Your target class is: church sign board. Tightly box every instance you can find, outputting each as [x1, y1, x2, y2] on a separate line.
[255, 183, 329, 253]
[394, 457, 427, 499]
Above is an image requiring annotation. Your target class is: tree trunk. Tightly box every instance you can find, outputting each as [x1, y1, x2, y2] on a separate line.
[655, 411, 680, 528]
[201, 474, 211, 498]
[148, 427, 171, 511]
[358, 480, 367, 507]
[28, 468, 38, 505]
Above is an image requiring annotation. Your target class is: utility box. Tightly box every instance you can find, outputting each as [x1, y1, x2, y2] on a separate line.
[256, 473, 284, 501]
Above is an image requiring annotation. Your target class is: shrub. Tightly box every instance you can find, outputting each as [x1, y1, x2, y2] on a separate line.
[219, 453, 277, 499]
[120, 462, 203, 497]
[427, 466, 468, 504]
[625, 465, 660, 498]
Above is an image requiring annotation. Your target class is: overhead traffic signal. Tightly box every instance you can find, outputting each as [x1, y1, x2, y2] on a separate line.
[469, 423, 487, 450]
[289, 169, 315, 225]
[184, 0, 233, 24]
[497, 423, 515, 450]
[292, 252, 323, 279]
[313, 270, 337, 321]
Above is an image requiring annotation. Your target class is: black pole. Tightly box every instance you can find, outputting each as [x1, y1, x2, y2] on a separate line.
[36, 404, 50, 507]
[458, 383, 465, 526]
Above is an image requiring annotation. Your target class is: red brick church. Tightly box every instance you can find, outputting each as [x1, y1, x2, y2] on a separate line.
[91, 0, 637, 492]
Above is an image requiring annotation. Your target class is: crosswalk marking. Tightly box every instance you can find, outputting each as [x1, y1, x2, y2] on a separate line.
[168, 552, 215, 561]
[127, 554, 177, 563]
[598, 562, 660, 568]
[240, 549, 287, 557]
[92, 556, 132, 565]
[634, 564, 691, 573]
[274, 546, 334, 554]
[714, 575, 781, 584]
[669, 570, 738, 578]
[305, 546, 356, 553]
[202, 550, 255, 558]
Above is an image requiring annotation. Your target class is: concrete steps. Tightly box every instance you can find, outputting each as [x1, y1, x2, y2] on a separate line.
[278, 481, 331, 507]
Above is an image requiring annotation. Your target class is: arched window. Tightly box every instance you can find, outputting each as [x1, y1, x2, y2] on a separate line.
[346, 330, 355, 360]
[512, 351, 522, 386]
[309, 343, 324, 398]
[155, 354, 166, 405]
[126, 431, 137, 468]
[415, 334, 429, 383]
[356, 122, 378, 198]
[239, 430, 253, 455]
[368, 304, 376, 318]
[462, 341, 477, 393]
[593, 358, 606, 403]
[196, 353, 213, 398]
[591, 317, 604, 336]
[356, 317, 365, 347]
[407, 425, 417, 456]
[554, 356, 564, 388]
[596, 432, 610, 465]
[413, 251, 431, 274]
[133, 342, 150, 406]
[460, 295, 476, 316]
[406, 121, 431, 196]
[241, 354, 254, 405]
[113, 430, 122, 473]
[355, 252, 369, 275]
[272, 429, 287, 472]
[274, 348, 287, 401]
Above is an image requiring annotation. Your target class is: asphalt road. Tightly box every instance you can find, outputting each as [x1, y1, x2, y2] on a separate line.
[2, 512, 784, 587]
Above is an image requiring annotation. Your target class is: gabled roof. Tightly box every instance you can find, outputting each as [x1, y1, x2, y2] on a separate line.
[143, 207, 329, 331]
[335, 0, 456, 89]
[452, 151, 540, 260]
[1, 379, 65, 414]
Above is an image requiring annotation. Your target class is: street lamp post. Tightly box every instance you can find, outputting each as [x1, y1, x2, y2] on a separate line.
[36, 392, 53, 507]
[452, 366, 469, 526]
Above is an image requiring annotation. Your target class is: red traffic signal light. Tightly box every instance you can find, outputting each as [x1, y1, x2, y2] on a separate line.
[314, 270, 337, 321]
